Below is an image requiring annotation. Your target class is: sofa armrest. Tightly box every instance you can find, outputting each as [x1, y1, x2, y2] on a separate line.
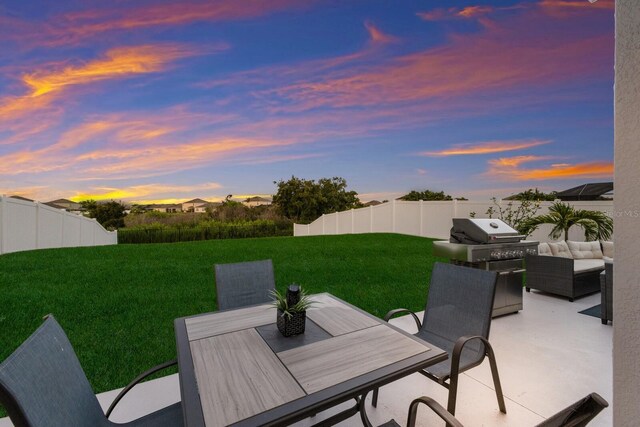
[525, 254, 574, 275]
[525, 254, 576, 299]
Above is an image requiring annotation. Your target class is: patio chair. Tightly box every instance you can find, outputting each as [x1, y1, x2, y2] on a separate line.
[378, 392, 608, 427]
[372, 262, 505, 417]
[0, 315, 182, 427]
[600, 261, 613, 325]
[214, 259, 275, 310]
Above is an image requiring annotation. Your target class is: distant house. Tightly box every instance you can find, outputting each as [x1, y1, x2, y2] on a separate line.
[362, 200, 382, 207]
[9, 195, 34, 202]
[243, 196, 272, 207]
[45, 198, 83, 212]
[182, 198, 212, 213]
[148, 204, 182, 213]
[556, 182, 614, 201]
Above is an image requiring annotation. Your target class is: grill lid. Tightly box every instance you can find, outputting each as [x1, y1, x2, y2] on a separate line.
[449, 218, 524, 244]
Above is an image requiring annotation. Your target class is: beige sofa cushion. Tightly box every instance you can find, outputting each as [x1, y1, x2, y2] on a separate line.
[573, 259, 605, 274]
[567, 240, 603, 259]
[601, 241, 614, 259]
[538, 242, 552, 256]
[548, 241, 573, 259]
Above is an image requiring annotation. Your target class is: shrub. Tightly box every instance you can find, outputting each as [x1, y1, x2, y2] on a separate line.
[118, 219, 293, 244]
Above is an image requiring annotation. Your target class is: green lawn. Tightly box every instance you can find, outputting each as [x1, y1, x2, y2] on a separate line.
[0, 233, 444, 400]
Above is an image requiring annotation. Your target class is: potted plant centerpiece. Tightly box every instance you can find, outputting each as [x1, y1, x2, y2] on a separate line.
[271, 284, 313, 337]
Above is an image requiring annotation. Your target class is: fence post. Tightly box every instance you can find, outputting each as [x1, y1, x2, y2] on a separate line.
[60, 209, 65, 247]
[0, 195, 5, 255]
[35, 202, 41, 249]
[322, 214, 325, 235]
[369, 206, 373, 232]
[351, 209, 355, 233]
[79, 213, 83, 246]
[392, 199, 397, 233]
[420, 200, 424, 236]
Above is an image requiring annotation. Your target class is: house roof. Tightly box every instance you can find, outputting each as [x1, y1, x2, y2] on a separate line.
[245, 196, 272, 202]
[47, 198, 79, 205]
[556, 182, 614, 200]
[363, 200, 382, 206]
[182, 198, 209, 204]
[9, 195, 34, 202]
[43, 201, 66, 209]
[148, 203, 182, 208]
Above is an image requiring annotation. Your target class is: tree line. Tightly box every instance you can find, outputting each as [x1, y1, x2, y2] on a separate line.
[82, 176, 605, 241]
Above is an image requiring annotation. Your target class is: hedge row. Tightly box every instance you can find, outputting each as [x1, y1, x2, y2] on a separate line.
[118, 220, 293, 244]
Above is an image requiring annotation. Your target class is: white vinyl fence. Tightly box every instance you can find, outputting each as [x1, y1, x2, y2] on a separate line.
[294, 200, 615, 243]
[0, 196, 117, 255]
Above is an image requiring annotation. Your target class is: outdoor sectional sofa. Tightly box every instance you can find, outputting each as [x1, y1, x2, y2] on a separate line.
[525, 240, 613, 302]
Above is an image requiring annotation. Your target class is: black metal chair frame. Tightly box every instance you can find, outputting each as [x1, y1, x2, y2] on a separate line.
[396, 392, 607, 427]
[105, 358, 177, 419]
[0, 315, 181, 427]
[372, 309, 506, 417]
[371, 262, 506, 419]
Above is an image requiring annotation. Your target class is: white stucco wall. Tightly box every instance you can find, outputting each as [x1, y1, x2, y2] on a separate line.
[614, 1, 640, 425]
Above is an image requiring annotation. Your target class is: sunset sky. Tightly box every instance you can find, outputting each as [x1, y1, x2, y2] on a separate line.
[0, 0, 614, 203]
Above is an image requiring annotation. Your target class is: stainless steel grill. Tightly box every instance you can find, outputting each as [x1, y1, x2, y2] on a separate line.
[433, 218, 538, 317]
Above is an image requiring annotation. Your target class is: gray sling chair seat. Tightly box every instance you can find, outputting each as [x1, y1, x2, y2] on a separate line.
[379, 392, 608, 427]
[214, 259, 276, 311]
[372, 262, 506, 417]
[0, 315, 182, 427]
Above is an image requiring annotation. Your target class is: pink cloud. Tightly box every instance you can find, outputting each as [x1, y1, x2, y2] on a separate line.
[420, 140, 551, 157]
[364, 21, 399, 44]
[486, 156, 613, 181]
[250, 5, 612, 113]
[1, 1, 314, 49]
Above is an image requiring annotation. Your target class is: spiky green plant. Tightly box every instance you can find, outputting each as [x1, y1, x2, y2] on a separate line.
[270, 287, 315, 319]
[520, 202, 613, 241]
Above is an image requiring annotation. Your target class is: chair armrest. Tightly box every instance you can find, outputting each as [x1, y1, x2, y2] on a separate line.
[383, 309, 422, 330]
[450, 335, 491, 378]
[106, 358, 177, 419]
[407, 396, 464, 427]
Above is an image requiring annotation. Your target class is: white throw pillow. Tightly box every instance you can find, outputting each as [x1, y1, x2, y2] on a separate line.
[548, 241, 573, 259]
[538, 242, 552, 256]
[600, 241, 614, 259]
[567, 240, 603, 259]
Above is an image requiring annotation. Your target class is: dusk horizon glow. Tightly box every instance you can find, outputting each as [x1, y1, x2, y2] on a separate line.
[0, 0, 614, 204]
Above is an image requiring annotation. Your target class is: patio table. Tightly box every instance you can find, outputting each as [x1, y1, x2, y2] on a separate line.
[174, 292, 447, 427]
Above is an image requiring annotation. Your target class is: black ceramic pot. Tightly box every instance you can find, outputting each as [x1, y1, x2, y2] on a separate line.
[277, 309, 306, 337]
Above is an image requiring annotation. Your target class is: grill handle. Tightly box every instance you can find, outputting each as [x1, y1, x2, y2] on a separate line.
[498, 268, 526, 275]
[491, 235, 526, 241]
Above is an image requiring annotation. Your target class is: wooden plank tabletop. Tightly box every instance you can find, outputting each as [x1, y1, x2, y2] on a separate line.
[185, 304, 275, 340]
[278, 324, 429, 394]
[176, 293, 447, 427]
[190, 328, 305, 427]
[306, 293, 380, 336]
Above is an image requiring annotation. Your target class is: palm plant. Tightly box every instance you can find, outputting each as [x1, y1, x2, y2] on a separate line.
[520, 202, 613, 241]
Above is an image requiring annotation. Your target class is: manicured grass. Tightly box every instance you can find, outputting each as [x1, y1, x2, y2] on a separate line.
[0, 233, 445, 401]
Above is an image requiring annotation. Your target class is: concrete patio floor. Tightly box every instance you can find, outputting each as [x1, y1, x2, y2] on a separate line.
[0, 290, 612, 426]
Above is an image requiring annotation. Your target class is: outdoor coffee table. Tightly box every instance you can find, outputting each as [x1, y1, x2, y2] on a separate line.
[174, 293, 447, 427]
